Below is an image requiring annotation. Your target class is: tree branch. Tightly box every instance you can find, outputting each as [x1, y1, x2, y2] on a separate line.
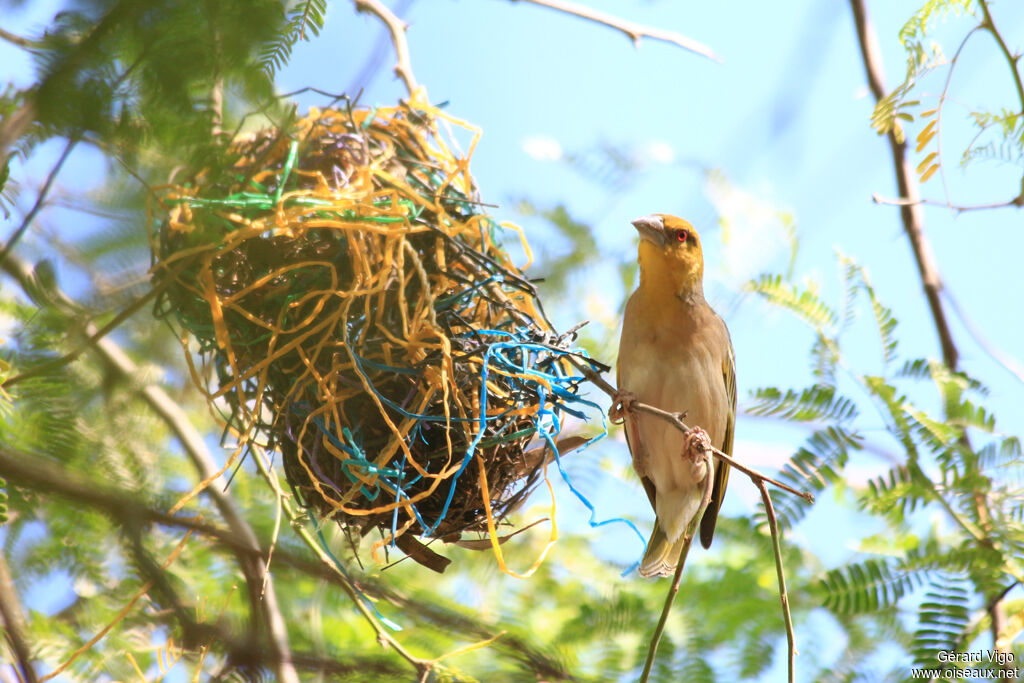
[0, 138, 76, 266]
[849, 0, 960, 372]
[0, 27, 41, 49]
[509, 0, 719, 62]
[0, 554, 39, 683]
[977, 0, 1024, 201]
[353, 0, 419, 96]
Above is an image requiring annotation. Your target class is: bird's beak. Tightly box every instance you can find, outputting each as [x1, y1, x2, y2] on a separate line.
[631, 215, 666, 247]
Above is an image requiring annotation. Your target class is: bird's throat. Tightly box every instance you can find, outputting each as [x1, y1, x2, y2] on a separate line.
[637, 246, 704, 304]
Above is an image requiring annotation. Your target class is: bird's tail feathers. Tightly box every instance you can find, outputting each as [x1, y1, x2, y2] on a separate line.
[638, 519, 693, 578]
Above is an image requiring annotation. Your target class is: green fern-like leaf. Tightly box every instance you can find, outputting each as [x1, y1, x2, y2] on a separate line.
[899, 0, 974, 47]
[912, 574, 971, 667]
[260, 0, 327, 77]
[748, 385, 859, 423]
[746, 274, 837, 333]
[819, 558, 925, 615]
[861, 466, 927, 521]
[772, 426, 861, 529]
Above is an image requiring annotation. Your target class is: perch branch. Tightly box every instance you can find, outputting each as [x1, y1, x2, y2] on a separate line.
[574, 360, 812, 502]
[353, 0, 419, 96]
[569, 358, 805, 681]
[639, 449, 714, 683]
[509, 0, 719, 62]
[758, 478, 796, 682]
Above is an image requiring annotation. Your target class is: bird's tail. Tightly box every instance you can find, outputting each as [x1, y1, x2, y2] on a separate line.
[639, 519, 694, 578]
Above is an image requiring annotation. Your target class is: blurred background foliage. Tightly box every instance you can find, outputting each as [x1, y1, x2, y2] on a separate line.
[0, 0, 1022, 681]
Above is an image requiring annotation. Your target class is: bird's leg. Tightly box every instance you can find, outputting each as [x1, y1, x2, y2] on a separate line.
[609, 389, 637, 424]
[682, 427, 712, 481]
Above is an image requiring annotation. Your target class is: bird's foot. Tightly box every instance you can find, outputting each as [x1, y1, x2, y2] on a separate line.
[609, 390, 637, 424]
[682, 427, 712, 481]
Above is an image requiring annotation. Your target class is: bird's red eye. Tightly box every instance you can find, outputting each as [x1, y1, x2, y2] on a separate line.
[675, 229, 688, 242]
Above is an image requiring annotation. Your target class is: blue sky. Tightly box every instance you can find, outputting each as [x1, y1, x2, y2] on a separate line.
[3, 0, 1023, 678]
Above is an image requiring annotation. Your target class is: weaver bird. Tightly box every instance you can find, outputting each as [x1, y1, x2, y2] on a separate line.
[614, 214, 736, 578]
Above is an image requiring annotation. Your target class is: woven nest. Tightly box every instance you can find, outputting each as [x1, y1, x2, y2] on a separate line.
[148, 96, 600, 571]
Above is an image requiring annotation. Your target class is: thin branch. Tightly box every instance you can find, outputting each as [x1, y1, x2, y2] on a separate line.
[0, 27, 41, 49]
[974, 0, 1024, 201]
[639, 450, 713, 683]
[0, 138, 76, 265]
[347, 0, 417, 95]
[353, 0, 419, 96]
[0, 284, 159, 389]
[576, 359, 813, 501]
[849, 0, 960, 372]
[943, 289, 1024, 387]
[0, 555, 39, 683]
[569, 358, 803, 680]
[509, 0, 720, 62]
[871, 193, 1023, 212]
[246, 444, 445, 681]
[978, 0, 1024, 124]
[757, 479, 796, 682]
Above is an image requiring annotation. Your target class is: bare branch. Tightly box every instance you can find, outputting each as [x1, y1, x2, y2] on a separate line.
[0, 138, 77, 265]
[871, 193, 1024, 212]
[757, 478, 796, 682]
[510, 0, 720, 62]
[576, 359, 813, 501]
[0, 27, 41, 49]
[353, 0, 419, 96]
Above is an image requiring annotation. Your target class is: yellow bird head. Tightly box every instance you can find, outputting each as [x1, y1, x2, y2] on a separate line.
[631, 214, 704, 297]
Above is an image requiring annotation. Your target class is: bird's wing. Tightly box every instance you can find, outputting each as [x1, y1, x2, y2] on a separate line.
[699, 323, 737, 549]
[621, 409, 659, 509]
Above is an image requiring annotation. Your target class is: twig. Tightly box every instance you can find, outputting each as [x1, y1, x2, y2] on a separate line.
[0, 555, 39, 683]
[0, 26, 41, 49]
[977, 0, 1024, 201]
[509, 0, 720, 63]
[0, 138, 77, 265]
[347, 0, 417, 95]
[638, 449, 713, 683]
[247, 444, 444, 680]
[0, 284, 159, 389]
[871, 193, 1024, 212]
[943, 289, 1024, 386]
[757, 478, 796, 682]
[574, 359, 813, 502]
[353, 0, 419, 96]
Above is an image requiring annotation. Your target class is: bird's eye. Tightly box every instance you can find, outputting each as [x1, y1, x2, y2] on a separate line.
[675, 229, 688, 243]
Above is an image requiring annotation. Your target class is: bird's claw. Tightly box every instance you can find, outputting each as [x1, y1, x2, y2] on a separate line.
[609, 390, 637, 424]
[682, 427, 712, 481]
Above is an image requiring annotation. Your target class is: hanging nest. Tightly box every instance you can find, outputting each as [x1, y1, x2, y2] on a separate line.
[148, 95, 603, 572]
